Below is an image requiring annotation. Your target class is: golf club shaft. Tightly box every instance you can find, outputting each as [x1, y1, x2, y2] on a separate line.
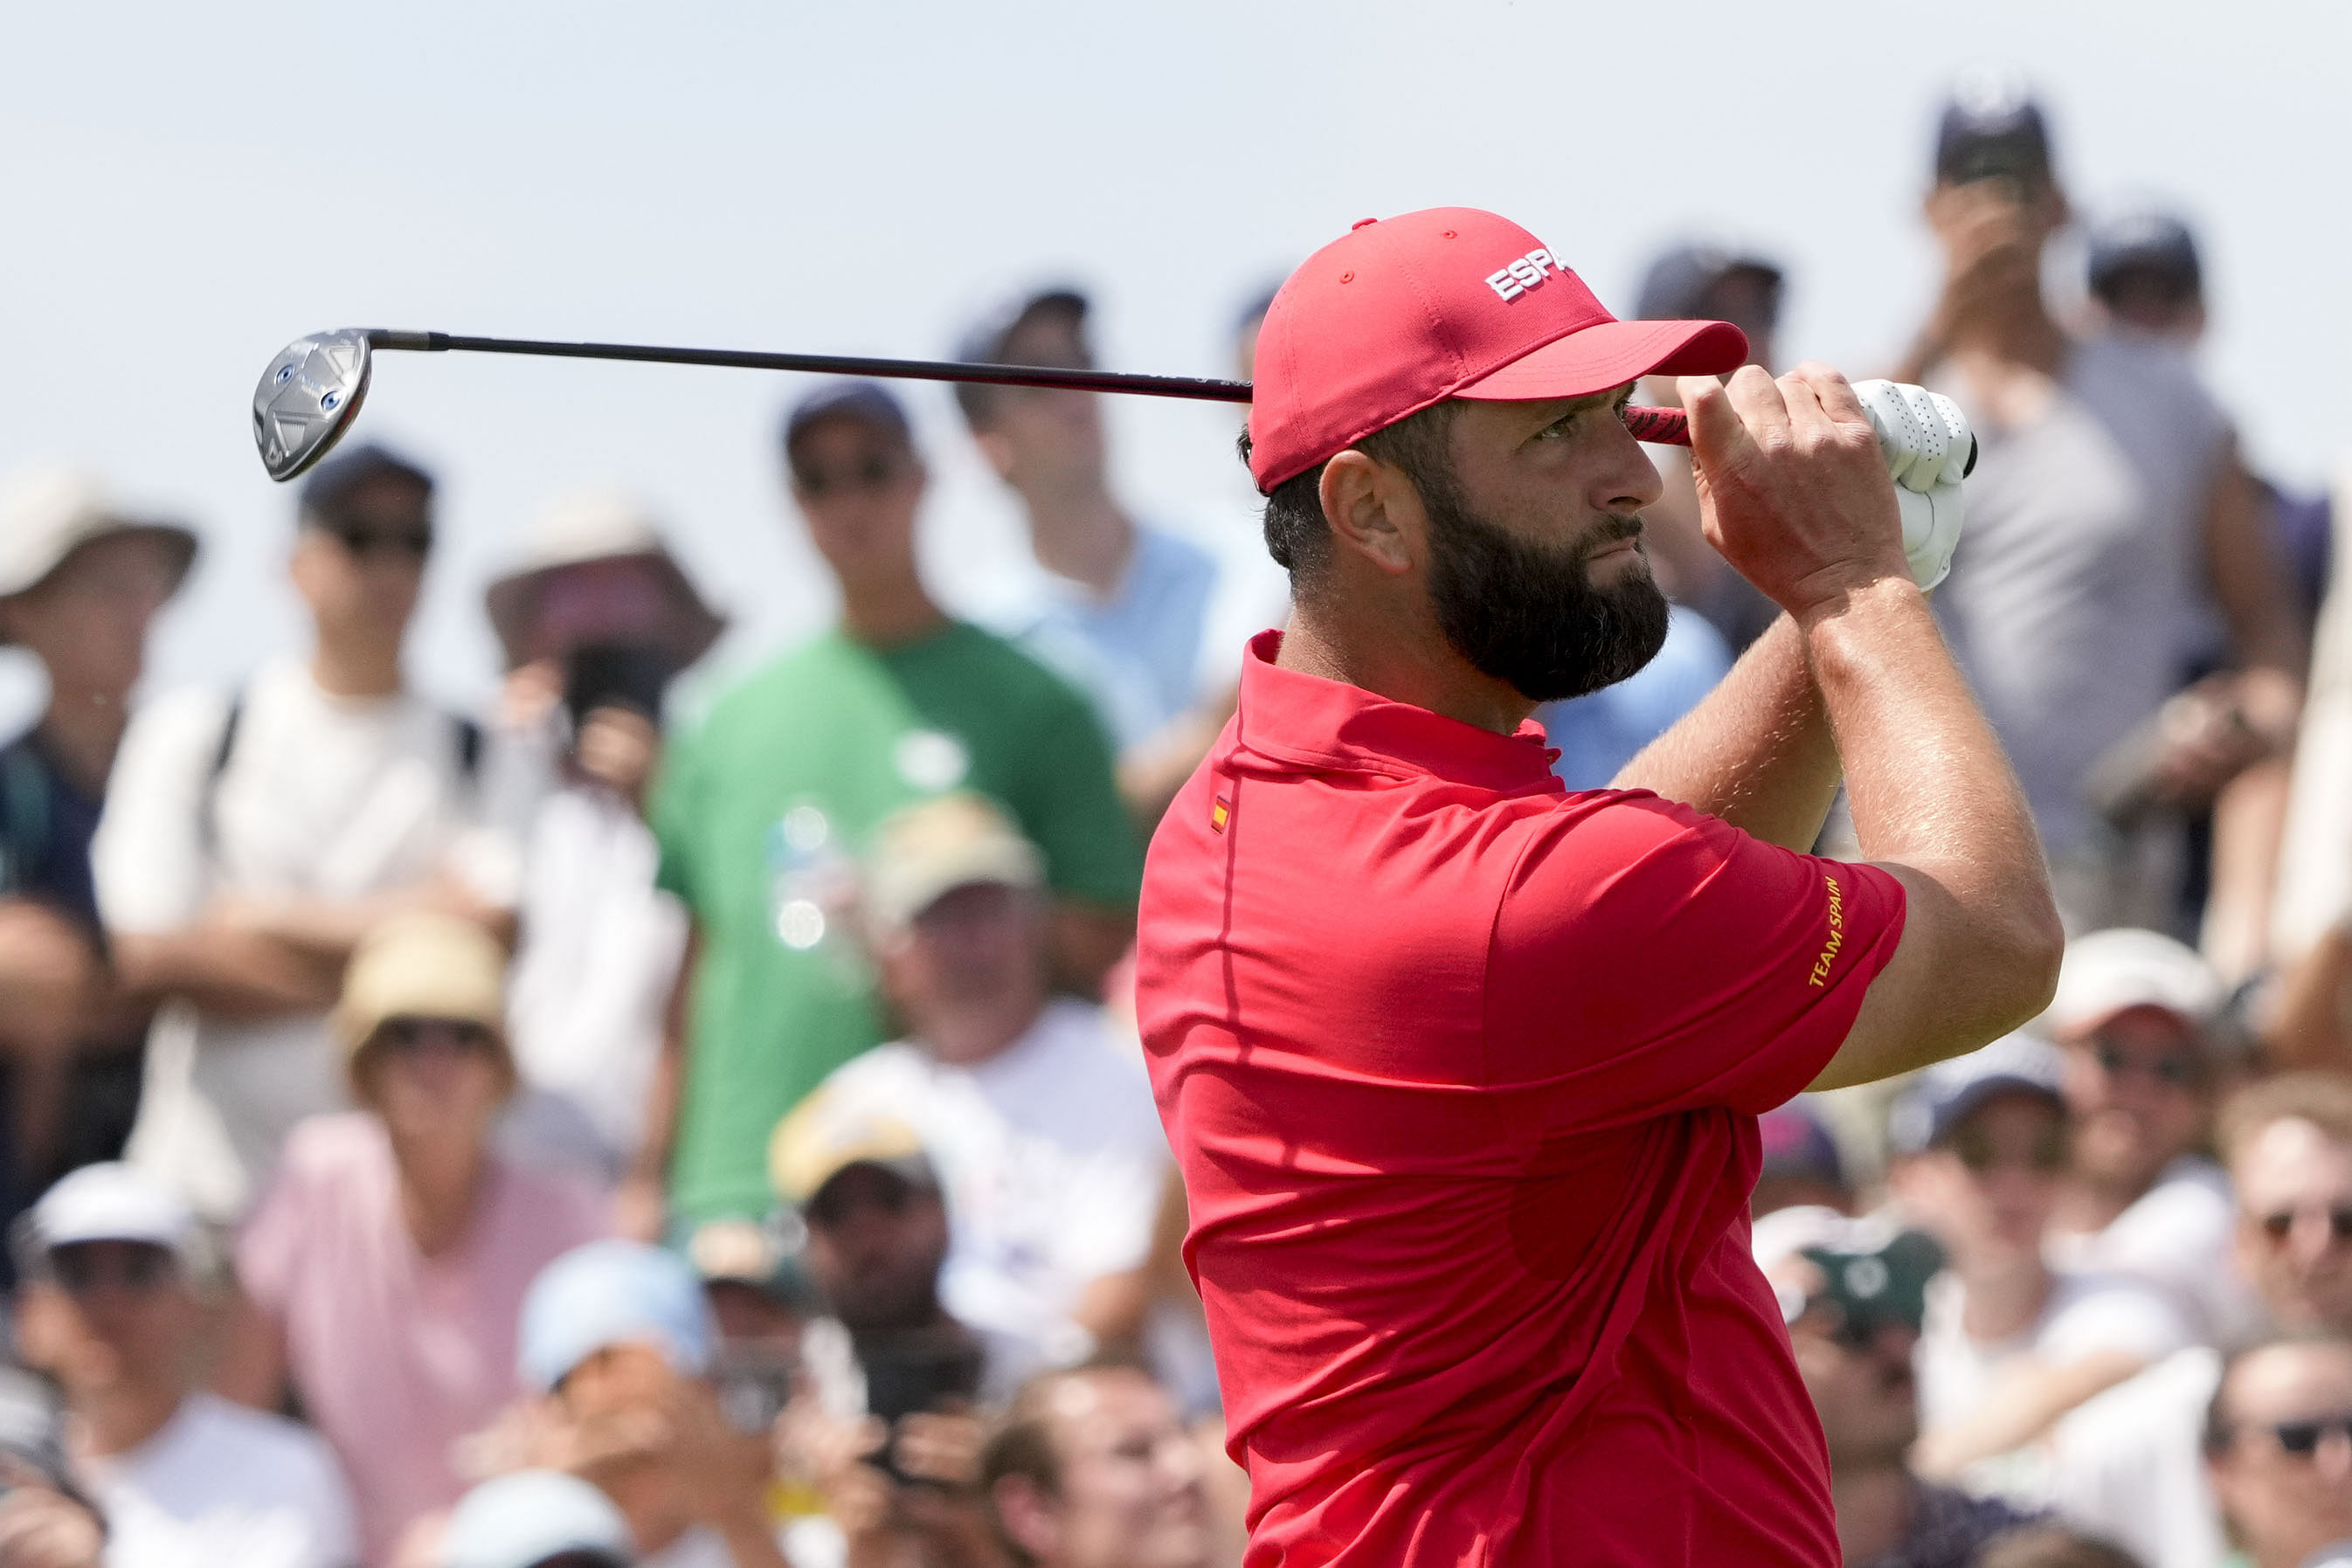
[359, 328, 1701, 446]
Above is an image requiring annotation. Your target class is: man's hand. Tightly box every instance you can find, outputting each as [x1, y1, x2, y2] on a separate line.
[1907, 182, 2044, 374]
[1681, 364, 1908, 624]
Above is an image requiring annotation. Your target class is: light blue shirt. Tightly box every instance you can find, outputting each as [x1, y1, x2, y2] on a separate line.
[1537, 605, 1733, 791]
[1001, 524, 1220, 751]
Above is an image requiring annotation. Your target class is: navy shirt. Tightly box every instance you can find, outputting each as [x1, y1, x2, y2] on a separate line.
[0, 729, 106, 932]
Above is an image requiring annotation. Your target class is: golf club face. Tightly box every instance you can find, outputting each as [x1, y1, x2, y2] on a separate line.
[252, 330, 372, 482]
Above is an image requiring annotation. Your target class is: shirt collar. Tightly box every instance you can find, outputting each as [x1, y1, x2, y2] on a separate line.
[1227, 630, 1562, 794]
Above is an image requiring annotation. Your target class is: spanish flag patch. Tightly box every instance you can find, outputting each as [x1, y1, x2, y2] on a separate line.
[1209, 794, 1231, 833]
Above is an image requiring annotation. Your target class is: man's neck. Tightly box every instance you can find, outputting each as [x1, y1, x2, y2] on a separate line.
[1947, 289, 2067, 379]
[310, 632, 404, 700]
[396, 1141, 488, 1259]
[1278, 604, 1532, 736]
[839, 572, 949, 651]
[1956, 1252, 2052, 1343]
[72, 1379, 185, 1461]
[918, 993, 1046, 1069]
[1830, 1462, 1915, 1565]
[2053, 1169, 2155, 1237]
[1021, 485, 1135, 598]
[32, 683, 131, 796]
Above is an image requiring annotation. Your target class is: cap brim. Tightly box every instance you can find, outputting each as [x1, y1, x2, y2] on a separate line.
[1455, 318, 1748, 403]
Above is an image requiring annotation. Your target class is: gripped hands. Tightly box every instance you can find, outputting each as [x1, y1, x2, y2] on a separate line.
[1678, 364, 1910, 626]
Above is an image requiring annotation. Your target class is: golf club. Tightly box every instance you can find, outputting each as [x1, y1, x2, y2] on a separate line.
[250, 326, 1709, 483]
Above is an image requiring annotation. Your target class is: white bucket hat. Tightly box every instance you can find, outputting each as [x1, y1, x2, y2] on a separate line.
[0, 466, 197, 634]
[482, 486, 723, 672]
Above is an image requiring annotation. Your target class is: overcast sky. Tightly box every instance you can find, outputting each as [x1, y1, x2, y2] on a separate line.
[4, 0, 2345, 729]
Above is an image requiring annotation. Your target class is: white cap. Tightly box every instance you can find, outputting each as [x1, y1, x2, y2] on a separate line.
[0, 465, 197, 607]
[442, 1470, 633, 1568]
[2046, 928, 2224, 1039]
[28, 1163, 195, 1254]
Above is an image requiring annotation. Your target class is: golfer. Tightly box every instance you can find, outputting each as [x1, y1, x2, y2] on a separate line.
[1134, 207, 2061, 1565]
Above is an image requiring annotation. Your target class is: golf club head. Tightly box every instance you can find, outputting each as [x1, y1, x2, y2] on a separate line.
[252, 329, 372, 482]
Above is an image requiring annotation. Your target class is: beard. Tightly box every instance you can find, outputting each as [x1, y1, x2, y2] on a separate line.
[1421, 466, 1671, 703]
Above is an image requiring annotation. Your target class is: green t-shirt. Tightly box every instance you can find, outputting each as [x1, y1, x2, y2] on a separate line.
[652, 621, 1142, 1225]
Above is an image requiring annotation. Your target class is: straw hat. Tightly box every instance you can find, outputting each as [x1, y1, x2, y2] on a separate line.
[333, 913, 513, 1089]
[482, 486, 723, 672]
[0, 466, 197, 634]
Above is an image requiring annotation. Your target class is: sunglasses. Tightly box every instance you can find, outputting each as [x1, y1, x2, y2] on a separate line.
[327, 523, 433, 560]
[2257, 1205, 2352, 1246]
[375, 1017, 497, 1055]
[1951, 1126, 2068, 1175]
[793, 455, 909, 498]
[2091, 1040, 2203, 1088]
[49, 1242, 174, 1296]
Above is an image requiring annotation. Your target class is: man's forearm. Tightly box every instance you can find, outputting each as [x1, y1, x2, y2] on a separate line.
[111, 928, 342, 1021]
[1611, 615, 1841, 852]
[1806, 576, 2060, 1078]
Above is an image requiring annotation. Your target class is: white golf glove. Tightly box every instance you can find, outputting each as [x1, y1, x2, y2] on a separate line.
[1850, 379, 1971, 592]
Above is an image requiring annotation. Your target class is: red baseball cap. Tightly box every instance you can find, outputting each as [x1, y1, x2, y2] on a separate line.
[1246, 207, 1749, 492]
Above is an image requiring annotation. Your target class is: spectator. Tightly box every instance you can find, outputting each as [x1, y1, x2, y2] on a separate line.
[775, 1099, 1020, 1409]
[486, 488, 723, 1185]
[2204, 1337, 2352, 1568]
[440, 1470, 634, 1568]
[1892, 79, 2307, 937]
[0, 467, 195, 1204]
[510, 1240, 787, 1568]
[1752, 1206, 2037, 1567]
[638, 380, 1139, 1239]
[980, 1363, 1211, 1568]
[12, 1162, 355, 1568]
[774, 792, 1166, 1366]
[2044, 929, 2265, 1347]
[2036, 1073, 2352, 1568]
[681, 1217, 811, 1454]
[1888, 1034, 2190, 1492]
[953, 288, 1225, 770]
[1753, 1097, 1853, 1219]
[0, 1366, 105, 1568]
[221, 912, 606, 1566]
[93, 445, 522, 1224]
[1624, 243, 1785, 652]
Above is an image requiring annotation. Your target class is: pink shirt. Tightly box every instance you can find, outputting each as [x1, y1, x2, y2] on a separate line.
[237, 1114, 608, 1566]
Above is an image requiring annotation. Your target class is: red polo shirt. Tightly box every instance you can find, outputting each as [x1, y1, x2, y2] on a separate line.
[1135, 633, 1906, 1568]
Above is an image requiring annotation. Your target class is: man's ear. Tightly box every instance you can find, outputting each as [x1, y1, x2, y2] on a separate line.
[992, 1474, 1061, 1560]
[1317, 451, 1420, 577]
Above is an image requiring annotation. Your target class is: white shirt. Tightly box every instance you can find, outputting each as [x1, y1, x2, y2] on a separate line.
[93, 657, 519, 1220]
[809, 998, 1170, 1360]
[1916, 1266, 2191, 1502]
[501, 779, 687, 1180]
[2047, 1157, 2266, 1350]
[2044, 1346, 2227, 1568]
[79, 1392, 358, 1568]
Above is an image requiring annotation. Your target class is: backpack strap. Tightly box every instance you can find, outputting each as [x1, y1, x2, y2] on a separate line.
[198, 688, 246, 858]
[0, 742, 54, 895]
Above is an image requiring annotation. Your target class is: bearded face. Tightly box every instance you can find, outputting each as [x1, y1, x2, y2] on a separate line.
[1416, 452, 1670, 703]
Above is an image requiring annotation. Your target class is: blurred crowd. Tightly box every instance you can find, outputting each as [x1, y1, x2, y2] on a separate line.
[5, 72, 2352, 1568]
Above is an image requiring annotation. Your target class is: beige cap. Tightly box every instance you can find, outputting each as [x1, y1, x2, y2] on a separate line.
[864, 791, 1044, 933]
[769, 1082, 936, 1208]
[0, 465, 197, 624]
[333, 912, 512, 1078]
[482, 486, 724, 671]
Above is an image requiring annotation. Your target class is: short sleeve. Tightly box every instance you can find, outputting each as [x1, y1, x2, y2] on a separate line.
[1010, 692, 1144, 910]
[2042, 1278, 2192, 1367]
[1485, 792, 1906, 1126]
[91, 687, 231, 935]
[648, 720, 702, 906]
